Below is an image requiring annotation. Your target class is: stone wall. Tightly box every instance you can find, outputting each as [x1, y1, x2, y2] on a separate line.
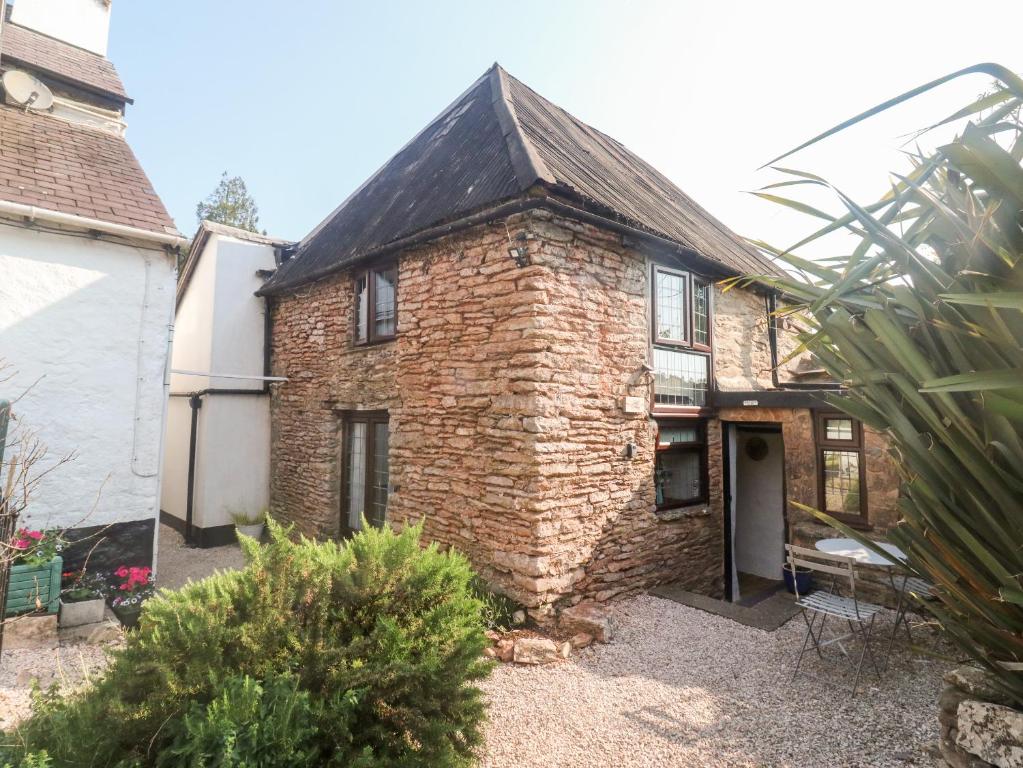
[717, 405, 899, 541]
[939, 667, 1023, 768]
[269, 210, 733, 615]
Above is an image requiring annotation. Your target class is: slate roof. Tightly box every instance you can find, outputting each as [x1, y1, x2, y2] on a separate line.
[1, 6, 129, 103]
[0, 103, 177, 234]
[263, 63, 778, 294]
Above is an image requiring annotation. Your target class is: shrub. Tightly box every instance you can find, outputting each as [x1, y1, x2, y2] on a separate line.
[8, 520, 491, 767]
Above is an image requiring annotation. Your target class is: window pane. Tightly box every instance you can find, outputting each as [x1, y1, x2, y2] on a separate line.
[369, 421, 389, 528]
[693, 282, 709, 346]
[823, 449, 861, 514]
[374, 268, 396, 338]
[656, 451, 701, 506]
[655, 269, 686, 343]
[658, 426, 699, 446]
[825, 418, 854, 441]
[354, 274, 369, 343]
[653, 349, 708, 407]
[346, 422, 367, 530]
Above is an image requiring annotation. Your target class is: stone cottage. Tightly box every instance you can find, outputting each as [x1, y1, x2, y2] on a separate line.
[257, 64, 900, 617]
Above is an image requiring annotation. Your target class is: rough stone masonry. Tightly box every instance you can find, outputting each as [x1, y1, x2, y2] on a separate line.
[268, 208, 899, 618]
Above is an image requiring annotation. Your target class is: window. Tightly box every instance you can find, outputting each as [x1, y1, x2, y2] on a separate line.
[342, 412, 390, 533]
[815, 413, 866, 524]
[653, 348, 709, 407]
[693, 281, 710, 349]
[655, 420, 707, 508]
[653, 266, 688, 345]
[353, 266, 397, 344]
[650, 264, 712, 411]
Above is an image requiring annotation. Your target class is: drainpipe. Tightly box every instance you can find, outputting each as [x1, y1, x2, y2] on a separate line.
[171, 379, 285, 547]
[184, 394, 202, 545]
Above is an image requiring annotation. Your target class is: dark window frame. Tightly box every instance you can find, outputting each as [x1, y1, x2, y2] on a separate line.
[654, 418, 709, 509]
[649, 262, 714, 416]
[651, 264, 690, 347]
[691, 279, 712, 352]
[340, 410, 390, 536]
[353, 264, 397, 346]
[814, 412, 868, 526]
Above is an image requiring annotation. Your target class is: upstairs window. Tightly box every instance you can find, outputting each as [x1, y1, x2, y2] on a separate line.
[815, 413, 867, 525]
[651, 264, 712, 411]
[653, 265, 688, 345]
[354, 265, 397, 345]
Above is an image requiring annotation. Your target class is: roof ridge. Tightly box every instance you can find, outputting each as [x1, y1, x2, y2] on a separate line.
[488, 63, 554, 191]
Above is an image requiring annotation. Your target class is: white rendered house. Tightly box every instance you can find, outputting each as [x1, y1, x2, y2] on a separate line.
[161, 221, 290, 546]
[0, 0, 185, 570]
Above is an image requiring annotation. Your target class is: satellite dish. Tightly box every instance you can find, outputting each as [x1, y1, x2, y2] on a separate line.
[2, 70, 54, 111]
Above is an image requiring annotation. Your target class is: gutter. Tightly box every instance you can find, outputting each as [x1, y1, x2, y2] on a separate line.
[0, 199, 188, 249]
[259, 195, 743, 296]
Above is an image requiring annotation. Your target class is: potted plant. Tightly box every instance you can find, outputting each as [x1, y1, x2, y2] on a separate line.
[59, 570, 106, 627]
[5, 528, 63, 617]
[782, 562, 813, 596]
[232, 509, 266, 541]
[108, 565, 154, 630]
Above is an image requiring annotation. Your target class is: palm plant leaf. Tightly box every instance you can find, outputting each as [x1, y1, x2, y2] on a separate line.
[752, 63, 1023, 703]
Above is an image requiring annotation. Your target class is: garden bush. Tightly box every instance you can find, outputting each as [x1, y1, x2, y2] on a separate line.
[5, 520, 491, 767]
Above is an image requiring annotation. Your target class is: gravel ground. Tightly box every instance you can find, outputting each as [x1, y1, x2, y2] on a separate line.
[155, 524, 246, 591]
[481, 594, 949, 768]
[0, 644, 110, 730]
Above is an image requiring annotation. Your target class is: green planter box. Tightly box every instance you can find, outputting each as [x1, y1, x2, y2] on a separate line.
[5, 556, 62, 617]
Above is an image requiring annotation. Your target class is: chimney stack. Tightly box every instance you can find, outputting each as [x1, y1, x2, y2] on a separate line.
[9, 0, 111, 56]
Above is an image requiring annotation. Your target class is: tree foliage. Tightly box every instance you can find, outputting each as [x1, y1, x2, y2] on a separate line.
[743, 63, 1023, 703]
[5, 520, 491, 766]
[195, 172, 260, 233]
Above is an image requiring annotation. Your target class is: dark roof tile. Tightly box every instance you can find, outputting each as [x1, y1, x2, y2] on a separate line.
[264, 64, 778, 293]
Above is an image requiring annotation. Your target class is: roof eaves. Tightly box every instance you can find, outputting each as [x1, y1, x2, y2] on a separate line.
[488, 63, 554, 191]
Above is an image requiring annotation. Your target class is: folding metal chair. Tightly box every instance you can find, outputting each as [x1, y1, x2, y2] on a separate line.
[882, 573, 935, 670]
[785, 544, 884, 695]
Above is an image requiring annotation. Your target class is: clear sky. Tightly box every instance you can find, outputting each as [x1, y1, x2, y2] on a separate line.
[110, 1, 1023, 253]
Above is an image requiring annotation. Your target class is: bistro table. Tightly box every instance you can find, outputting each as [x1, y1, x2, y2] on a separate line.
[815, 537, 906, 567]
[815, 537, 913, 670]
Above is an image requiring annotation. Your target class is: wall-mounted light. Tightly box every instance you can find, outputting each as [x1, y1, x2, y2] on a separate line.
[508, 245, 530, 268]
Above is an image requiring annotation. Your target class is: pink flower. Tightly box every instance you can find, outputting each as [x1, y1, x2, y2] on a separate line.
[26, 531, 43, 541]
[119, 583, 130, 591]
[115, 566, 129, 578]
[14, 539, 29, 550]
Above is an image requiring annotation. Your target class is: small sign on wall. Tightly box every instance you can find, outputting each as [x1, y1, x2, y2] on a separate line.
[623, 396, 645, 415]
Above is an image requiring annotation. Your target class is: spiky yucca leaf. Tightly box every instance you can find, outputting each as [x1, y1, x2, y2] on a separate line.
[746, 63, 1023, 703]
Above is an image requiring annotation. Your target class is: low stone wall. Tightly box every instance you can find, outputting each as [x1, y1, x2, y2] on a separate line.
[938, 667, 1023, 768]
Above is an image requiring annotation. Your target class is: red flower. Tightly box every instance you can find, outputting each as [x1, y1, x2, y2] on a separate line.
[115, 566, 129, 578]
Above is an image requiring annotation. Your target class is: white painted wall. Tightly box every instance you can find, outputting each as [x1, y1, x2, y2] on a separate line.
[10, 0, 111, 56]
[0, 223, 175, 531]
[161, 232, 275, 531]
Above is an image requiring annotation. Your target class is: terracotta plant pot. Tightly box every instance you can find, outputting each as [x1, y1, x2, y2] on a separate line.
[111, 604, 143, 630]
[59, 597, 105, 627]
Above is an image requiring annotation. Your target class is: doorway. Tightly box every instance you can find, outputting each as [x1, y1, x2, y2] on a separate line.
[725, 425, 785, 605]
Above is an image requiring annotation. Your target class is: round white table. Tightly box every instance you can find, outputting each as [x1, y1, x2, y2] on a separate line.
[815, 537, 906, 567]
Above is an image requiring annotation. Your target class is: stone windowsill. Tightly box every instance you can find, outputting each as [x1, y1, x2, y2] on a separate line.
[655, 504, 711, 523]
